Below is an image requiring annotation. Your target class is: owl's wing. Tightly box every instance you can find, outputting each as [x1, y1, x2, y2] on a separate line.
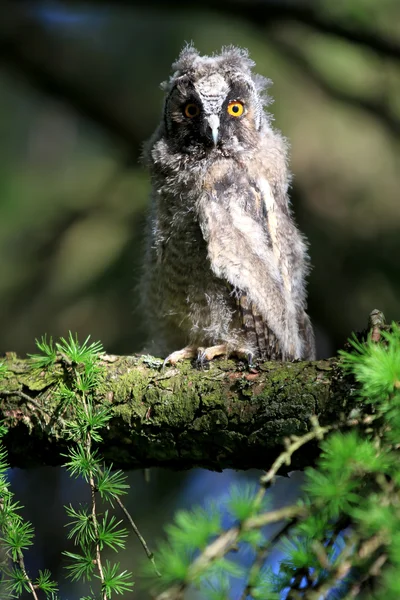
[236, 291, 282, 359]
[255, 178, 315, 360]
[198, 174, 303, 359]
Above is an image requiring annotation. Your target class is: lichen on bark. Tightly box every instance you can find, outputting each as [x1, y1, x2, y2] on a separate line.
[0, 351, 356, 471]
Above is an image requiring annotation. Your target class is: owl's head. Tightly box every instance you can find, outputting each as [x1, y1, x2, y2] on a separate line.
[161, 45, 272, 155]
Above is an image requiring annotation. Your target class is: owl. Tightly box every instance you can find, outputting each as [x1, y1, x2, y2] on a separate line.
[140, 45, 315, 364]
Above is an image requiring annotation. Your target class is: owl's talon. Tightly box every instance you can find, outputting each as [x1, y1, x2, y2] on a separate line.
[246, 352, 255, 368]
[196, 347, 206, 366]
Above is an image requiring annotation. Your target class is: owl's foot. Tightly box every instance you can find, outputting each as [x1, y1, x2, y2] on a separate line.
[163, 346, 197, 367]
[232, 348, 255, 367]
[163, 344, 254, 368]
[197, 344, 228, 362]
[197, 345, 253, 365]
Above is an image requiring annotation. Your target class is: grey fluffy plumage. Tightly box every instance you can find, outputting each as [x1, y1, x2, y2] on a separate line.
[140, 44, 315, 362]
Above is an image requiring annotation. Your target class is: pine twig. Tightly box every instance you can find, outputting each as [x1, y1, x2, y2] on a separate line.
[114, 493, 161, 576]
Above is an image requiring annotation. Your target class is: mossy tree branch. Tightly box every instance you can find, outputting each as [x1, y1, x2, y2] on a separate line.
[0, 352, 356, 471]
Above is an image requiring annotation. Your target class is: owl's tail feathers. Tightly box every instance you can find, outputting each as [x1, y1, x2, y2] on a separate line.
[298, 311, 316, 360]
[237, 293, 282, 360]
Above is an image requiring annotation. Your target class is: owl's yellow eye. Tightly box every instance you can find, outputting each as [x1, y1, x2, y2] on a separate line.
[227, 101, 244, 117]
[184, 103, 200, 118]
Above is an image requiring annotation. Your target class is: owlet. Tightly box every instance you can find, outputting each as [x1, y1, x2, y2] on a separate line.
[140, 45, 315, 364]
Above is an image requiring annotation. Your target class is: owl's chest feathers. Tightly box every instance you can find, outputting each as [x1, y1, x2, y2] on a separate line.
[154, 151, 269, 272]
[153, 161, 239, 337]
[157, 187, 212, 285]
[156, 154, 238, 248]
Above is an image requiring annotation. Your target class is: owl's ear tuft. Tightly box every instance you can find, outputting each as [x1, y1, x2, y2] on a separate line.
[172, 42, 200, 73]
[219, 45, 255, 72]
[161, 42, 200, 91]
[220, 46, 274, 108]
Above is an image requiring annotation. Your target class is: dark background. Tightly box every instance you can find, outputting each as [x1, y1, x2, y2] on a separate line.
[0, 0, 399, 598]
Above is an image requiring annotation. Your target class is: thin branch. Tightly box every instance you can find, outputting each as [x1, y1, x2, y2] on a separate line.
[0, 496, 40, 600]
[193, 504, 306, 575]
[153, 409, 383, 599]
[80, 388, 106, 600]
[239, 543, 271, 600]
[245, 505, 306, 532]
[90, 475, 107, 600]
[114, 494, 161, 577]
[303, 533, 386, 599]
[239, 516, 296, 600]
[156, 504, 306, 600]
[260, 416, 329, 487]
[0, 389, 50, 421]
[343, 553, 387, 598]
[155, 421, 331, 600]
[17, 551, 40, 600]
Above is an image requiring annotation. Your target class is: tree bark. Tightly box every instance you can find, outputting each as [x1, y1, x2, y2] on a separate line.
[0, 352, 356, 471]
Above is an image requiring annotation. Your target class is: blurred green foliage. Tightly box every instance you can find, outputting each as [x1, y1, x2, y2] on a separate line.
[0, 1, 399, 359]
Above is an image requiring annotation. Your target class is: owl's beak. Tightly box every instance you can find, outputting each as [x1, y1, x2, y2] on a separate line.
[206, 114, 220, 146]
